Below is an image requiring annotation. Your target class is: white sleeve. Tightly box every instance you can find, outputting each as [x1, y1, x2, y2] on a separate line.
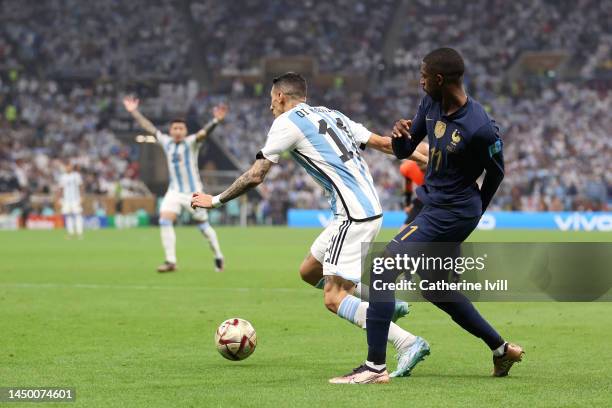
[155, 130, 172, 146]
[185, 134, 198, 149]
[76, 174, 83, 186]
[345, 117, 372, 145]
[259, 115, 302, 163]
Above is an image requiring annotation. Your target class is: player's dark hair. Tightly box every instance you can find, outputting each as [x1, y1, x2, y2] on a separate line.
[272, 72, 307, 99]
[423, 47, 465, 83]
[170, 118, 187, 125]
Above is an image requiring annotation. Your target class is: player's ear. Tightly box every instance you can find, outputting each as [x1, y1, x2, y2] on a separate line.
[436, 74, 444, 86]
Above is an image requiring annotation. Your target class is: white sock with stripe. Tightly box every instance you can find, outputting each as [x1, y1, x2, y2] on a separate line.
[336, 295, 417, 351]
[198, 222, 223, 259]
[160, 219, 177, 264]
[75, 215, 83, 236]
[65, 214, 75, 235]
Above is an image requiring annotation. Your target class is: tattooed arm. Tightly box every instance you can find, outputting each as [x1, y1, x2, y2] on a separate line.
[191, 158, 274, 209]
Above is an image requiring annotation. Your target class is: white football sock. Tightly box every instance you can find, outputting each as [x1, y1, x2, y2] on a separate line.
[160, 220, 176, 264]
[198, 222, 223, 259]
[65, 214, 75, 235]
[365, 361, 386, 371]
[336, 295, 417, 351]
[389, 321, 417, 351]
[75, 215, 83, 236]
[493, 342, 507, 357]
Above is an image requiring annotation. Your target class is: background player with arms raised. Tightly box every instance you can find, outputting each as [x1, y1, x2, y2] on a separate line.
[123, 96, 227, 273]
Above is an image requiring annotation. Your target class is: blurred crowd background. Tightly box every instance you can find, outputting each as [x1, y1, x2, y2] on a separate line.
[1, 0, 610, 222]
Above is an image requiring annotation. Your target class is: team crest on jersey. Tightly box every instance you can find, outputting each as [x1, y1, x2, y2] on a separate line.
[447, 129, 462, 153]
[451, 130, 461, 144]
[434, 121, 447, 138]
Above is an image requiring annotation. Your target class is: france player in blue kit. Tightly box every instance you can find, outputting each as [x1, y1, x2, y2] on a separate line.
[353, 48, 524, 383]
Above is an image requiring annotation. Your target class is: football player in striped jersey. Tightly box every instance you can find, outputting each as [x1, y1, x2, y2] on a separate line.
[192, 73, 430, 383]
[123, 96, 227, 273]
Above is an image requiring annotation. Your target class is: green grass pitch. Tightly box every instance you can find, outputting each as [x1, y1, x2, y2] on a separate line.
[1, 227, 611, 407]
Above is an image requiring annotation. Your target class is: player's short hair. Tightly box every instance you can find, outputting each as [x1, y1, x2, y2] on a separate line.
[170, 118, 187, 125]
[272, 72, 307, 99]
[423, 47, 465, 82]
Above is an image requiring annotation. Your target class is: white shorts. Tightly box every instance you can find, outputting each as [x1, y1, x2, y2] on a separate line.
[61, 200, 82, 215]
[160, 190, 209, 222]
[310, 216, 382, 283]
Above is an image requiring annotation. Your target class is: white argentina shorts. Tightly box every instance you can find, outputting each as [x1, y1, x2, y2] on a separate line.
[61, 200, 82, 215]
[160, 190, 209, 222]
[310, 216, 382, 283]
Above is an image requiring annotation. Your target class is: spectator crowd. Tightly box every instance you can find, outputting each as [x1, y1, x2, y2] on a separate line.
[0, 0, 609, 219]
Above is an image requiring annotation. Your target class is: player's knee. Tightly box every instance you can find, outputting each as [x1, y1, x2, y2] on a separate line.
[160, 212, 176, 223]
[159, 218, 173, 227]
[298, 258, 323, 287]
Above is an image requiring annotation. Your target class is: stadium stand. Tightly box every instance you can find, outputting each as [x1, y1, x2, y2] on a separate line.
[0, 0, 609, 221]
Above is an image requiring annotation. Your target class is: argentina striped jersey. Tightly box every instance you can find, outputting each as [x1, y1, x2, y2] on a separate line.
[156, 131, 203, 193]
[260, 103, 382, 221]
[59, 171, 82, 203]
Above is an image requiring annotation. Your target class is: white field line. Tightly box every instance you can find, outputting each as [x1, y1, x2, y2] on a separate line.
[0, 282, 310, 293]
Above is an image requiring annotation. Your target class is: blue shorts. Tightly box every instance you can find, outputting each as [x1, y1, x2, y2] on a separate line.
[390, 204, 479, 246]
[370, 205, 481, 303]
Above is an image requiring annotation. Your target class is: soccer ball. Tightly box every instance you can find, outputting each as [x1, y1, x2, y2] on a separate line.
[214, 318, 257, 361]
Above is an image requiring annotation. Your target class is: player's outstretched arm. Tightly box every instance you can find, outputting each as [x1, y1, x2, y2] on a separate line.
[391, 119, 427, 159]
[123, 96, 158, 135]
[366, 134, 394, 155]
[195, 104, 228, 142]
[191, 158, 274, 209]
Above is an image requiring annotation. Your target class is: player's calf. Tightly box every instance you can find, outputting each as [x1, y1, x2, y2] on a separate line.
[323, 276, 355, 313]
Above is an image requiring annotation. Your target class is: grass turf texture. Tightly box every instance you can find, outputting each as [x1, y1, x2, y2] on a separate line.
[1, 227, 611, 407]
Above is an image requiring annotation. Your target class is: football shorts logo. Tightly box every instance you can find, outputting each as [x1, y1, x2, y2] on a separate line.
[434, 121, 446, 138]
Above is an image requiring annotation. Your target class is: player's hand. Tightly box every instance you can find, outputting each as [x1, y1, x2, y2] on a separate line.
[213, 104, 228, 122]
[191, 192, 213, 209]
[123, 95, 140, 113]
[391, 119, 412, 138]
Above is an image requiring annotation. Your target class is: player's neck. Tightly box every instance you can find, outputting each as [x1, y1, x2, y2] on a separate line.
[283, 99, 304, 113]
[440, 86, 468, 116]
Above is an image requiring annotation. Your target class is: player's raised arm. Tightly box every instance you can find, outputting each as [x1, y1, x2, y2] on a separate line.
[191, 157, 274, 209]
[195, 104, 228, 142]
[123, 96, 158, 135]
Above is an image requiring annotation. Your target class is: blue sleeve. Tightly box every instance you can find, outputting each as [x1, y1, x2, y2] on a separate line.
[392, 97, 429, 159]
[473, 121, 504, 213]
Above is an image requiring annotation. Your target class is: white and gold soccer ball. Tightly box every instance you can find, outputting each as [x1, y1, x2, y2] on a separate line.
[214, 318, 257, 361]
